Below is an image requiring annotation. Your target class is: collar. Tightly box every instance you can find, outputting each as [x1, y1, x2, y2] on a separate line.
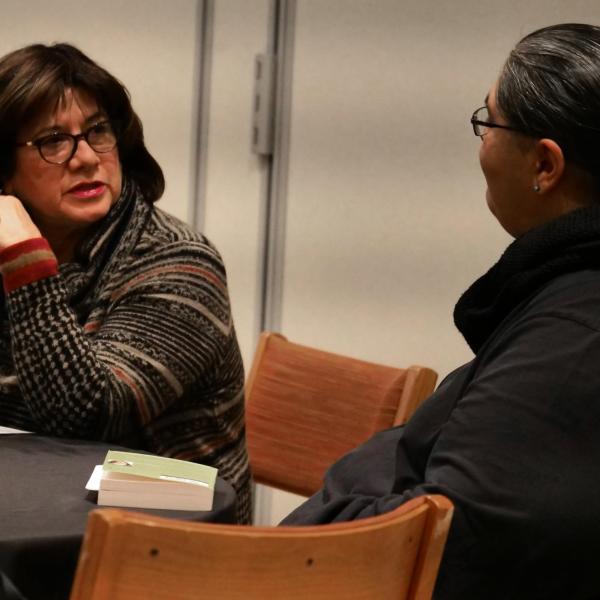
[454, 205, 600, 353]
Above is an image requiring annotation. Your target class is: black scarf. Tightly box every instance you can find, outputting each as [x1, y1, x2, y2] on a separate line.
[454, 205, 600, 353]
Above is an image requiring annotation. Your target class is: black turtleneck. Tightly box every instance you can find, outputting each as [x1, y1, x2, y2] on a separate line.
[454, 204, 600, 353]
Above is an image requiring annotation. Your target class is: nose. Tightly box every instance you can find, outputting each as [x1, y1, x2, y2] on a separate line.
[68, 136, 100, 168]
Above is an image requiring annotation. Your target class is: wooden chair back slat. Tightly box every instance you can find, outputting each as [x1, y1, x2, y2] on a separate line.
[246, 332, 438, 496]
[70, 495, 454, 600]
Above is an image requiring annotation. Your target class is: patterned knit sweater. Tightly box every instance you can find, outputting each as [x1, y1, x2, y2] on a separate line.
[0, 180, 251, 523]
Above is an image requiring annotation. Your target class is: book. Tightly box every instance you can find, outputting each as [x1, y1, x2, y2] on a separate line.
[88, 450, 217, 511]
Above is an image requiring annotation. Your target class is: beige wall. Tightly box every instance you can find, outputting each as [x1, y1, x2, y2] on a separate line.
[200, 0, 273, 367]
[278, 0, 600, 384]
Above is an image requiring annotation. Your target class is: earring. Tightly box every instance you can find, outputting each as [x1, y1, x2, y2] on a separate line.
[533, 183, 540, 193]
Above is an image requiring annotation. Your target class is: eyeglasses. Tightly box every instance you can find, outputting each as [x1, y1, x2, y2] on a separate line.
[16, 120, 117, 165]
[470, 106, 520, 138]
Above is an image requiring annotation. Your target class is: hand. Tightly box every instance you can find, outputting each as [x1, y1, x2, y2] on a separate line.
[0, 194, 42, 249]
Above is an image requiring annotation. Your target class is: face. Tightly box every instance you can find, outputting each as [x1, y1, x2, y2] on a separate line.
[478, 81, 538, 237]
[4, 87, 122, 240]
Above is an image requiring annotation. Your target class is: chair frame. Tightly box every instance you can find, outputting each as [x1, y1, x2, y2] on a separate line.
[70, 494, 453, 600]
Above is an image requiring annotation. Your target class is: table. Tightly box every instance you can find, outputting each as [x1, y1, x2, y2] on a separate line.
[0, 434, 237, 600]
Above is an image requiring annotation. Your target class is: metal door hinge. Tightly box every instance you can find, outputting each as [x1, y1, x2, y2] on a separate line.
[252, 53, 276, 155]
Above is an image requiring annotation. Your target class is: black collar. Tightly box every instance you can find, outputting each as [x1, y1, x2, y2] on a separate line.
[454, 205, 600, 353]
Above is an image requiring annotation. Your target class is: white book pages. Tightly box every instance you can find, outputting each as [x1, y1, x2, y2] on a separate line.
[0, 426, 32, 434]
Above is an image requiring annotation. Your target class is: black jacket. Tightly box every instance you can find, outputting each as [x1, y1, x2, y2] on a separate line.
[282, 205, 600, 599]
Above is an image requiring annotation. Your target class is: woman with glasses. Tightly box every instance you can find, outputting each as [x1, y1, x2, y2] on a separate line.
[282, 23, 600, 598]
[0, 44, 251, 524]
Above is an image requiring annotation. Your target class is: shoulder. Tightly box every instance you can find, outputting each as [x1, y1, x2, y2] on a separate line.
[516, 269, 600, 333]
[470, 270, 600, 392]
[132, 206, 227, 274]
[144, 206, 219, 250]
[109, 206, 231, 301]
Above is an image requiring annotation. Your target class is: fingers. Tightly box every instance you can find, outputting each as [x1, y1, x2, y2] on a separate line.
[0, 195, 42, 249]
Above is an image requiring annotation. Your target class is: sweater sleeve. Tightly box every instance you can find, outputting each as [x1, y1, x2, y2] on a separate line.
[1, 237, 240, 442]
[281, 312, 600, 599]
[0, 238, 58, 293]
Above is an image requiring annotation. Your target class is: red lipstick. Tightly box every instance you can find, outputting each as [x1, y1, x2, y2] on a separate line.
[68, 181, 106, 199]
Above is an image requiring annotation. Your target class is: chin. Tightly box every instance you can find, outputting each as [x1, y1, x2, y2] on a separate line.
[68, 200, 113, 225]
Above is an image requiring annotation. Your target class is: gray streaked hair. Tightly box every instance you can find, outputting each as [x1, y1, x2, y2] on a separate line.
[497, 23, 600, 182]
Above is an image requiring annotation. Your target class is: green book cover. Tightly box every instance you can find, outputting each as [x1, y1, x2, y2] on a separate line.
[102, 450, 217, 489]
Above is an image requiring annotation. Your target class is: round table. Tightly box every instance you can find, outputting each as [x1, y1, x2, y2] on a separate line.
[0, 434, 237, 600]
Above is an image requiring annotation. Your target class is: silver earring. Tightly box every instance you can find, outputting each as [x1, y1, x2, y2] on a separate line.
[533, 183, 540, 193]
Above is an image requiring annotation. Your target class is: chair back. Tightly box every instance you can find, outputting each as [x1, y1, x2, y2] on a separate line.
[70, 495, 454, 600]
[246, 332, 438, 496]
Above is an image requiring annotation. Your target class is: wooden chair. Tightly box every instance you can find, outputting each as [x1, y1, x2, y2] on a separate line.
[246, 332, 438, 496]
[69, 494, 454, 600]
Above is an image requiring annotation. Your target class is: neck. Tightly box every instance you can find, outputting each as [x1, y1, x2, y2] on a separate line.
[522, 168, 597, 236]
[553, 165, 597, 214]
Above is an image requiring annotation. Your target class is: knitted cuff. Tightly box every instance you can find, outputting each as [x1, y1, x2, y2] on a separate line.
[0, 238, 59, 294]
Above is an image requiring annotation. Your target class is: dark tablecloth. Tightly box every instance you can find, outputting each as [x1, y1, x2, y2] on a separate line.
[0, 434, 237, 600]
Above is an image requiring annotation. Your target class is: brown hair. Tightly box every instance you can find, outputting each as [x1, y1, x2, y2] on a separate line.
[0, 43, 164, 201]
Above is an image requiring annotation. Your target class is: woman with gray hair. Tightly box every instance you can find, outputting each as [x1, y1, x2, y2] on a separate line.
[282, 23, 600, 599]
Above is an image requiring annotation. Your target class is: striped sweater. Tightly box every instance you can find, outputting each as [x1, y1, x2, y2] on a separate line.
[0, 180, 251, 523]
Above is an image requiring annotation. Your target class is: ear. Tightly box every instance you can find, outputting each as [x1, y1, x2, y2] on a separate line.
[534, 138, 565, 193]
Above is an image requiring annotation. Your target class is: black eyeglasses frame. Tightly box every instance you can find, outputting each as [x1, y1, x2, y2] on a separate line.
[470, 106, 520, 139]
[15, 120, 118, 165]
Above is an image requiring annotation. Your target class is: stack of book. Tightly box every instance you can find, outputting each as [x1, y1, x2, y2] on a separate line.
[86, 450, 217, 511]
